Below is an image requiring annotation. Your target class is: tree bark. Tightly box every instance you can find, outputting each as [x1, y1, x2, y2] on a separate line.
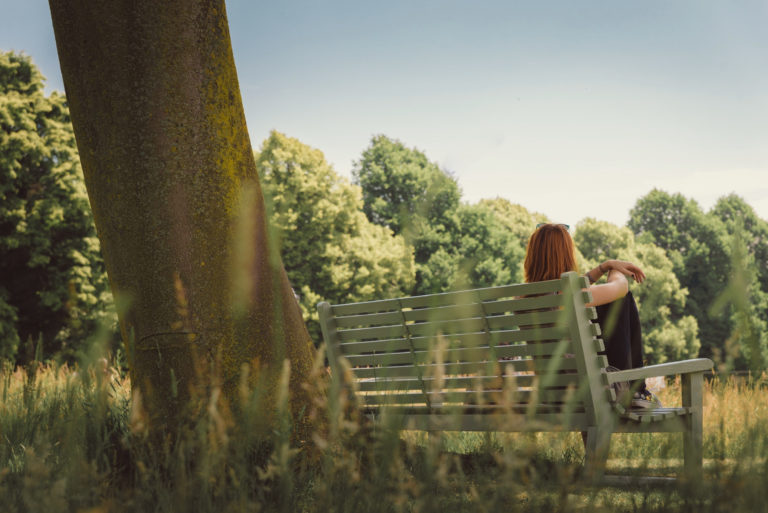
[48, 0, 318, 436]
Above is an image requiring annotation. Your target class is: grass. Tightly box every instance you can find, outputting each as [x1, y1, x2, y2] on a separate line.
[2, 359, 768, 512]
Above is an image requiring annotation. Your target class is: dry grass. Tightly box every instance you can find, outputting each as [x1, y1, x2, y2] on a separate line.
[2, 360, 768, 512]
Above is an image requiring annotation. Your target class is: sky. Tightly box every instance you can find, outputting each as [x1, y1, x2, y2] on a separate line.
[2, 0, 767, 227]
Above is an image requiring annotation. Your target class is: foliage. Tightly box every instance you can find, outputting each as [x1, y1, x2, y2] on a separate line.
[352, 134, 460, 237]
[353, 136, 532, 295]
[628, 190, 732, 360]
[629, 190, 768, 369]
[0, 52, 114, 362]
[451, 202, 527, 288]
[257, 131, 414, 341]
[353, 135, 462, 294]
[708, 195, 768, 371]
[574, 218, 700, 364]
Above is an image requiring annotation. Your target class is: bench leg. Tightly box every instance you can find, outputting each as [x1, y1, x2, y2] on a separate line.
[584, 427, 611, 482]
[682, 372, 704, 481]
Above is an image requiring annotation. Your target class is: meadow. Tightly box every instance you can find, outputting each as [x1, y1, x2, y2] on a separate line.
[2, 352, 768, 513]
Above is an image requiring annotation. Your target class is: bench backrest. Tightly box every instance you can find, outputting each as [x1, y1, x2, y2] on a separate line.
[318, 271, 614, 429]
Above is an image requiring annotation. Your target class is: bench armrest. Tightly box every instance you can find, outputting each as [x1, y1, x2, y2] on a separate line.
[605, 358, 713, 384]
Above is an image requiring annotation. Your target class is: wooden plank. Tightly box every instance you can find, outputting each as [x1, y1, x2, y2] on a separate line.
[399, 280, 564, 309]
[486, 310, 562, 328]
[339, 329, 583, 357]
[402, 303, 486, 323]
[409, 331, 490, 350]
[331, 298, 401, 316]
[343, 345, 580, 366]
[345, 351, 415, 367]
[604, 359, 714, 384]
[406, 329, 569, 350]
[561, 272, 611, 428]
[336, 324, 406, 342]
[593, 337, 605, 352]
[333, 310, 404, 328]
[355, 373, 584, 392]
[360, 389, 585, 406]
[337, 338, 410, 355]
[683, 372, 704, 479]
[406, 317, 487, 336]
[318, 301, 343, 378]
[349, 358, 579, 379]
[481, 294, 566, 314]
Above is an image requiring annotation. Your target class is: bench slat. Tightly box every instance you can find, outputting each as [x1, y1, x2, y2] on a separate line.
[350, 358, 579, 379]
[338, 338, 410, 355]
[335, 312, 568, 343]
[360, 389, 585, 406]
[334, 292, 589, 329]
[486, 310, 562, 328]
[412, 329, 570, 349]
[343, 340, 577, 366]
[333, 310, 406, 328]
[400, 281, 561, 309]
[402, 303, 486, 322]
[347, 341, 572, 367]
[336, 324, 406, 341]
[355, 373, 584, 392]
[406, 317, 488, 336]
[338, 329, 572, 356]
[402, 294, 564, 322]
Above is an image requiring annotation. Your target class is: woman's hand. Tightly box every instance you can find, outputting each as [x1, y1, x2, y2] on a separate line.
[605, 260, 646, 284]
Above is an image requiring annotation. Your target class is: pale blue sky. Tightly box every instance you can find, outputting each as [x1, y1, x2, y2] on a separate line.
[2, 1, 767, 226]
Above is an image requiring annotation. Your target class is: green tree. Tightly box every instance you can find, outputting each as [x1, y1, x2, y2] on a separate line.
[353, 135, 460, 236]
[49, 0, 319, 437]
[353, 135, 461, 294]
[478, 198, 549, 245]
[574, 218, 700, 364]
[711, 194, 768, 291]
[256, 131, 414, 341]
[450, 202, 527, 288]
[709, 195, 768, 370]
[628, 189, 731, 360]
[0, 51, 114, 362]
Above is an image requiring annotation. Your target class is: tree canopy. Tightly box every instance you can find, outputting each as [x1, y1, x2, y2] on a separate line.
[257, 131, 414, 341]
[629, 189, 768, 370]
[353, 135, 531, 295]
[628, 189, 731, 360]
[4, 52, 768, 374]
[0, 51, 113, 362]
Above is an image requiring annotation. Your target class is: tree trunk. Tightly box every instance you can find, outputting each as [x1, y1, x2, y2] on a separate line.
[48, 0, 318, 436]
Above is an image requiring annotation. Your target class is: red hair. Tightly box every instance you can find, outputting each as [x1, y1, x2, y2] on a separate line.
[524, 224, 578, 282]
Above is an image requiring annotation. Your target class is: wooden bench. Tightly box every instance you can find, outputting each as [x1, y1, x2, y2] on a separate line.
[318, 271, 713, 482]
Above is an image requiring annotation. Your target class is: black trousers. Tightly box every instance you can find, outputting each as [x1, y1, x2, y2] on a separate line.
[595, 291, 647, 393]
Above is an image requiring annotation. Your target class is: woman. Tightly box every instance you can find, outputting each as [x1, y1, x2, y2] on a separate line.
[524, 223, 661, 409]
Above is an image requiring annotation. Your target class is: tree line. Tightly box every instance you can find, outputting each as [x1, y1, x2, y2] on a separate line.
[2, 51, 767, 370]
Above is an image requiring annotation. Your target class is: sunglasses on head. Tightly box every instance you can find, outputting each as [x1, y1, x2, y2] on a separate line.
[536, 223, 570, 230]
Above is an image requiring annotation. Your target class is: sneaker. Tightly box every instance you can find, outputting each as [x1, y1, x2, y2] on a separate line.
[631, 389, 663, 409]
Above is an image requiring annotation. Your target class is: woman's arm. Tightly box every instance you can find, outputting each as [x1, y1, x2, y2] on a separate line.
[585, 269, 629, 307]
[585, 259, 646, 284]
